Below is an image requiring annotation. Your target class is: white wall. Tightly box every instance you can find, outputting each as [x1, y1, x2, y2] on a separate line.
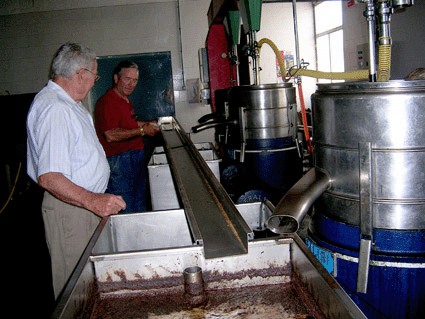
[343, 2, 367, 72]
[0, 1, 185, 94]
[0, 0, 316, 144]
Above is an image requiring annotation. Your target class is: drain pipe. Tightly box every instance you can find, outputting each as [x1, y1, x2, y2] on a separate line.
[266, 168, 330, 234]
[292, 0, 301, 73]
[177, 0, 186, 89]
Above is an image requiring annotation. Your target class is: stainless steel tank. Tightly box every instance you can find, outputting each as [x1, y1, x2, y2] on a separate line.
[308, 80, 425, 319]
[225, 83, 302, 204]
[228, 83, 297, 142]
[266, 80, 425, 318]
[312, 80, 425, 234]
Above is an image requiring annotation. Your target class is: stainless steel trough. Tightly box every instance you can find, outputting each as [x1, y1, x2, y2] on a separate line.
[51, 203, 366, 319]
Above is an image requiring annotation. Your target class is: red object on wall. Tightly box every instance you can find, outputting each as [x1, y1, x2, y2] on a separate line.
[206, 24, 236, 113]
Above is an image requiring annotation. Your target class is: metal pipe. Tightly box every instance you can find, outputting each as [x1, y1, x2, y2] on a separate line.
[177, 0, 186, 89]
[364, 0, 377, 82]
[184, 266, 204, 295]
[266, 168, 330, 234]
[249, 31, 260, 85]
[238, 106, 247, 163]
[232, 44, 240, 86]
[292, 0, 301, 70]
[183, 266, 206, 306]
[376, 0, 392, 81]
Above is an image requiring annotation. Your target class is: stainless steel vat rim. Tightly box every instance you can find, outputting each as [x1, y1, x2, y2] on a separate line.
[233, 146, 297, 153]
[314, 142, 425, 152]
[317, 192, 425, 230]
[323, 189, 425, 204]
[230, 83, 294, 91]
[315, 80, 425, 92]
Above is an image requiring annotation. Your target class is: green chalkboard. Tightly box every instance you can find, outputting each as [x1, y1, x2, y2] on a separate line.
[91, 52, 174, 121]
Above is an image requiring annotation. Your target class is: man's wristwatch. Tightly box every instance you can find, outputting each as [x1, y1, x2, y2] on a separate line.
[140, 126, 145, 136]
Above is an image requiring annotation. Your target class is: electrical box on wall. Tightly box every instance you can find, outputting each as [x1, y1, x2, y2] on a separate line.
[186, 78, 201, 104]
[357, 43, 369, 70]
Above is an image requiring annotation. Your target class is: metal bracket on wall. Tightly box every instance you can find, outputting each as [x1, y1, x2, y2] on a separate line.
[158, 117, 253, 259]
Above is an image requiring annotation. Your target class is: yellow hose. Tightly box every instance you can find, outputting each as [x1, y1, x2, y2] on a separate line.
[257, 38, 286, 80]
[288, 68, 370, 80]
[376, 0, 391, 82]
[258, 37, 370, 81]
[377, 41, 391, 82]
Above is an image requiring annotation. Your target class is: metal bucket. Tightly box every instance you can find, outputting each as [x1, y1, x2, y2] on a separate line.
[309, 80, 425, 319]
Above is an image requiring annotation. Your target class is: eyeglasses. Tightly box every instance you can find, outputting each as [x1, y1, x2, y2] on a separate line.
[84, 68, 101, 82]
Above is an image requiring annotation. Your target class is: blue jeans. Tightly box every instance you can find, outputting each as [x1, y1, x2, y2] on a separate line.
[107, 150, 146, 213]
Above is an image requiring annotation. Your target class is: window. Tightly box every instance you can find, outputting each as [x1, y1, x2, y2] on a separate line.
[314, 0, 344, 83]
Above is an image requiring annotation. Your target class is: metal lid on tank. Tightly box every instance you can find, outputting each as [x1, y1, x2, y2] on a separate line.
[315, 80, 425, 93]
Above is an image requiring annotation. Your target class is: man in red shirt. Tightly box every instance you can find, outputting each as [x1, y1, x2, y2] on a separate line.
[94, 60, 160, 213]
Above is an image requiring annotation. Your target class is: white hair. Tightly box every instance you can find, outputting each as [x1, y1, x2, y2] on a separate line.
[50, 42, 96, 79]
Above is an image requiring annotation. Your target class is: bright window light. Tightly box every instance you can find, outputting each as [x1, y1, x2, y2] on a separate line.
[314, 0, 344, 83]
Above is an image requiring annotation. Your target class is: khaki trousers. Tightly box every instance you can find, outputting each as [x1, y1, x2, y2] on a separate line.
[42, 191, 101, 299]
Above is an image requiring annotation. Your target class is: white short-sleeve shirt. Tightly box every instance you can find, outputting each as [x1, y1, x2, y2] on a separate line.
[27, 80, 110, 193]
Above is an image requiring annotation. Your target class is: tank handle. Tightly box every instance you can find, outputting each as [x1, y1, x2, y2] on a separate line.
[357, 142, 373, 294]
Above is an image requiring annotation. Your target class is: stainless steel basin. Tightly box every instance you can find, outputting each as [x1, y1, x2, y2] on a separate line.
[51, 203, 366, 319]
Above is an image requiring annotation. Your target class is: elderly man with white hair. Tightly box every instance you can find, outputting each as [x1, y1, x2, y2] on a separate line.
[26, 42, 126, 299]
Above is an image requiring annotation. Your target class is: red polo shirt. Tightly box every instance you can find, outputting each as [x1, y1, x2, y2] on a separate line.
[94, 88, 144, 157]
